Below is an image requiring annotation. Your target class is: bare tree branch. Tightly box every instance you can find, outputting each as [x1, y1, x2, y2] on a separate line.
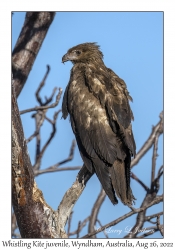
[35, 65, 55, 106]
[96, 219, 109, 238]
[151, 131, 159, 183]
[131, 111, 163, 168]
[34, 139, 77, 176]
[20, 88, 62, 115]
[82, 195, 163, 238]
[68, 217, 90, 237]
[56, 139, 76, 166]
[88, 188, 106, 238]
[12, 12, 56, 97]
[57, 178, 85, 238]
[131, 172, 149, 192]
[35, 166, 81, 176]
[157, 215, 164, 236]
[26, 130, 39, 144]
[33, 109, 61, 171]
[76, 221, 82, 238]
[136, 226, 161, 238]
[145, 211, 163, 222]
[124, 130, 162, 239]
[125, 169, 163, 238]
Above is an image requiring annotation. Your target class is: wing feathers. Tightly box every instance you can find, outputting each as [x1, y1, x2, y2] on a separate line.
[89, 121, 119, 164]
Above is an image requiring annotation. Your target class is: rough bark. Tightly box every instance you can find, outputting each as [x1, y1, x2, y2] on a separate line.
[12, 12, 55, 97]
[12, 82, 58, 238]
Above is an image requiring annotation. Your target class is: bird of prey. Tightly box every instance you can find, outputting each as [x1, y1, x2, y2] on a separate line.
[62, 43, 136, 205]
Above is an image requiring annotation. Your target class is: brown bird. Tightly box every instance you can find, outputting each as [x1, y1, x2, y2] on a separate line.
[62, 43, 136, 205]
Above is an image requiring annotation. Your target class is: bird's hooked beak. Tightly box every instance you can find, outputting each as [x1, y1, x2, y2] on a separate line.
[62, 53, 70, 64]
[62, 52, 78, 64]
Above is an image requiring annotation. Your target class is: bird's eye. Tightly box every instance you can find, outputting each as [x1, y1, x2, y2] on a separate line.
[75, 50, 81, 55]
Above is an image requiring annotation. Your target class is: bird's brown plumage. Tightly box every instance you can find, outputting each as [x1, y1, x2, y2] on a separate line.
[62, 43, 136, 205]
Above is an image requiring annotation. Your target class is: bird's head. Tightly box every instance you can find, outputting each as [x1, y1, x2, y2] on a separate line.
[62, 42, 103, 64]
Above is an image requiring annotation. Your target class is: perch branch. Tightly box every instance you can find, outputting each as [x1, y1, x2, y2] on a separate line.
[57, 178, 86, 238]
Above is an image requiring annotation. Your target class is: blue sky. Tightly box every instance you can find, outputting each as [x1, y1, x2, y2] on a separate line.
[12, 12, 163, 238]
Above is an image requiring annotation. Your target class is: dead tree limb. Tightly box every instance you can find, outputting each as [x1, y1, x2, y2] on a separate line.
[20, 88, 62, 115]
[82, 195, 163, 238]
[88, 188, 106, 238]
[68, 217, 90, 237]
[12, 12, 55, 97]
[131, 111, 163, 168]
[12, 80, 60, 238]
[57, 178, 85, 238]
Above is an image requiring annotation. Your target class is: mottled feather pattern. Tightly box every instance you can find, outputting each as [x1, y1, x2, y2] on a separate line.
[62, 43, 136, 205]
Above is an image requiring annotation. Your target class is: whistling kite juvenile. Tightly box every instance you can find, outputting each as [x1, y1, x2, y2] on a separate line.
[62, 43, 136, 205]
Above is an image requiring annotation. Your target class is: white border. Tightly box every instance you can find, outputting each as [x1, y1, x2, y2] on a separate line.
[1, 0, 175, 247]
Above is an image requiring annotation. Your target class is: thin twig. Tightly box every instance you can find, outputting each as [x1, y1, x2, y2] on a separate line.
[145, 211, 163, 222]
[77, 221, 81, 238]
[20, 88, 62, 115]
[131, 111, 163, 168]
[152, 171, 163, 193]
[158, 165, 163, 176]
[26, 110, 47, 144]
[26, 131, 39, 144]
[33, 110, 60, 171]
[57, 139, 76, 166]
[96, 219, 109, 238]
[88, 188, 106, 238]
[157, 215, 164, 236]
[69, 217, 90, 236]
[131, 172, 149, 192]
[35, 65, 51, 106]
[34, 139, 77, 176]
[151, 132, 159, 183]
[34, 166, 81, 176]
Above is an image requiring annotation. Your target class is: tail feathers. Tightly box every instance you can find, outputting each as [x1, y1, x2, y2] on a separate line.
[93, 158, 118, 205]
[109, 159, 134, 205]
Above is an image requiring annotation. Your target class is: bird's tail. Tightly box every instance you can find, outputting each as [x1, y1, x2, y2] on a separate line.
[109, 159, 135, 206]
